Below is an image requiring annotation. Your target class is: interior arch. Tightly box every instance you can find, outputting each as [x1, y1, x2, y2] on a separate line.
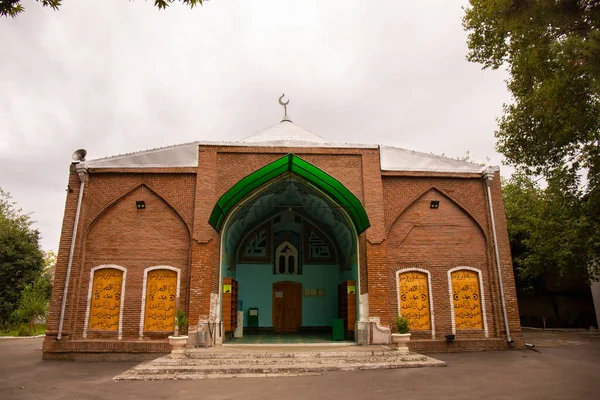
[217, 159, 362, 339]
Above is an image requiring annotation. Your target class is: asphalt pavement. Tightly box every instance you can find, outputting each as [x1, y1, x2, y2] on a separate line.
[0, 329, 598, 400]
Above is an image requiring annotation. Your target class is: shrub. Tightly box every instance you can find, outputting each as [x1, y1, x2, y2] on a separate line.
[395, 315, 410, 334]
[13, 278, 48, 333]
[174, 309, 188, 335]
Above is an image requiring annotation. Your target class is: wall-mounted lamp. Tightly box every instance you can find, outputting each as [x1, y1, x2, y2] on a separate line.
[430, 200, 440, 209]
[66, 185, 73, 193]
[136, 201, 146, 209]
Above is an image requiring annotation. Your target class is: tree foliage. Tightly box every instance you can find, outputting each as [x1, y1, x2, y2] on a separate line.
[464, 0, 600, 266]
[0, 188, 44, 325]
[503, 172, 589, 288]
[0, 0, 204, 18]
[12, 277, 50, 332]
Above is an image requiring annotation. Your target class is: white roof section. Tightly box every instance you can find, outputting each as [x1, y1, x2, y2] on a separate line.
[236, 120, 375, 148]
[240, 120, 331, 145]
[82, 122, 491, 174]
[380, 145, 486, 173]
[85, 142, 199, 169]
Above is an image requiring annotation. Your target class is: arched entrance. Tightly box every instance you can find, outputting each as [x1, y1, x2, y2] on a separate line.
[210, 154, 369, 344]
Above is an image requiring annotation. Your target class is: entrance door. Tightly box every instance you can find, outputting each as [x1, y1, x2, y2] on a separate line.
[272, 281, 302, 333]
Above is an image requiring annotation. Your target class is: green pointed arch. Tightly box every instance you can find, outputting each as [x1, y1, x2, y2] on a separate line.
[209, 153, 370, 234]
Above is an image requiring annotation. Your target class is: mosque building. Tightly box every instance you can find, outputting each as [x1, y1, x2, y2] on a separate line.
[43, 97, 522, 358]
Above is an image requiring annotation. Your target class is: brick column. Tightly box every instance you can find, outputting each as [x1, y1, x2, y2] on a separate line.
[361, 149, 389, 325]
[489, 170, 523, 344]
[189, 148, 219, 326]
[45, 164, 88, 346]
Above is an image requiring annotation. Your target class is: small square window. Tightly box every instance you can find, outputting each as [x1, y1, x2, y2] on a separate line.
[430, 201, 439, 209]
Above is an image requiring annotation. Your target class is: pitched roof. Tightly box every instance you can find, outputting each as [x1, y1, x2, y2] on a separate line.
[83, 122, 491, 174]
[380, 145, 486, 173]
[85, 142, 199, 169]
[240, 120, 331, 145]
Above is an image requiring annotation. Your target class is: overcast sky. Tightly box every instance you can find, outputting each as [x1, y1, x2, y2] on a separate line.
[0, 0, 511, 252]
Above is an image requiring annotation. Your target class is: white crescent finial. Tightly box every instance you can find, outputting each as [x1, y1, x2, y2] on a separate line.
[278, 94, 289, 106]
[278, 94, 291, 122]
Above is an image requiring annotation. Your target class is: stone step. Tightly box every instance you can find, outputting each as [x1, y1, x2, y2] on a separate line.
[184, 349, 401, 360]
[113, 346, 447, 381]
[148, 354, 429, 366]
[115, 372, 320, 380]
[115, 358, 446, 381]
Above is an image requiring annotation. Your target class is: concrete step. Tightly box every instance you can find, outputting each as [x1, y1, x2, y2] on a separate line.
[114, 349, 446, 381]
[116, 372, 321, 380]
[116, 359, 445, 380]
[184, 349, 405, 360]
[148, 354, 430, 366]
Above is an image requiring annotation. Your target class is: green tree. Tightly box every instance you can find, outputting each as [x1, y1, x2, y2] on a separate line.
[12, 277, 50, 333]
[41, 250, 56, 298]
[503, 172, 588, 288]
[464, 0, 600, 264]
[0, 0, 204, 18]
[0, 188, 44, 326]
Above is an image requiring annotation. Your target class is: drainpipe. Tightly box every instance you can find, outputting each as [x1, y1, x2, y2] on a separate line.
[57, 163, 87, 341]
[483, 167, 513, 344]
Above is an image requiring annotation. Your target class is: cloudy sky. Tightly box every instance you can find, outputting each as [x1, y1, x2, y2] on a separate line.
[0, 0, 511, 251]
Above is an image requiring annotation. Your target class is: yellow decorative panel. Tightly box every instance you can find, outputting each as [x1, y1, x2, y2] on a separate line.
[144, 269, 178, 332]
[89, 268, 123, 331]
[451, 270, 483, 329]
[398, 271, 431, 330]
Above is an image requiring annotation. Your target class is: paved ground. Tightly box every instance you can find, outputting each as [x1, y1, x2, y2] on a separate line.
[0, 329, 598, 400]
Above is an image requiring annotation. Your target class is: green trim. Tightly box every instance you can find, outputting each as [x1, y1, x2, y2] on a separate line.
[209, 154, 370, 234]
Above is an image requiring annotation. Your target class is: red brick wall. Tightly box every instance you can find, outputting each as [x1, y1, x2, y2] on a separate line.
[381, 174, 522, 344]
[46, 166, 83, 338]
[190, 146, 376, 326]
[488, 172, 522, 339]
[45, 170, 196, 348]
[214, 151, 365, 201]
[77, 186, 191, 339]
[385, 186, 491, 338]
[45, 147, 522, 356]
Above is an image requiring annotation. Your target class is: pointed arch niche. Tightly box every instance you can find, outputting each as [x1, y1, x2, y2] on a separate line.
[83, 185, 190, 338]
[84, 185, 190, 273]
[214, 154, 367, 337]
[275, 241, 299, 275]
[387, 188, 487, 266]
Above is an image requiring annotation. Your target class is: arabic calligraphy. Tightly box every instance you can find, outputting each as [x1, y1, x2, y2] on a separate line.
[398, 271, 431, 330]
[451, 270, 483, 329]
[244, 228, 267, 257]
[144, 269, 178, 332]
[89, 268, 123, 331]
[308, 230, 331, 258]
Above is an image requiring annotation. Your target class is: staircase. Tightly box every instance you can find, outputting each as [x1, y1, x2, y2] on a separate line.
[114, 345, 446, 380]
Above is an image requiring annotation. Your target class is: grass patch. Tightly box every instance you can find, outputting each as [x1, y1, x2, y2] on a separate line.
[0, 324, 47, 337]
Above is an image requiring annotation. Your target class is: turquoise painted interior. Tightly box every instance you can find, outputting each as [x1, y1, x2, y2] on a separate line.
[236, 264, 341, 327]
[217, 168, 363, 329]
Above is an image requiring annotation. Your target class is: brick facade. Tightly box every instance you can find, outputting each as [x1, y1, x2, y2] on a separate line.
[43, 145, 522, 359]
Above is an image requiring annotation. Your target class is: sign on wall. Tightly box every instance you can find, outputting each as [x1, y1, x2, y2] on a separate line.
[398, 271, 431, 330]
[451, 270, 483, 329]
[89, 268, 123, 331]
[144, 269, 178, 332]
